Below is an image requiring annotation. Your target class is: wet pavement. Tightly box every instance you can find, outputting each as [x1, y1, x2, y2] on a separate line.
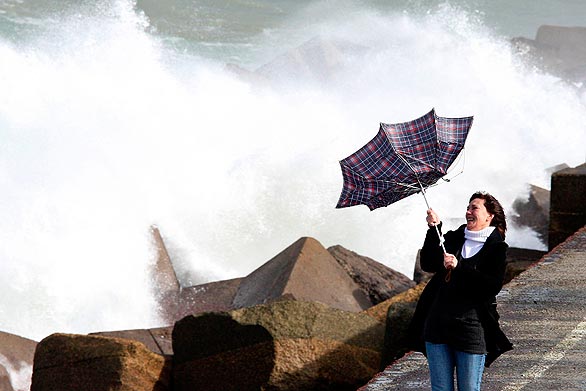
[360, 226, 586, 391]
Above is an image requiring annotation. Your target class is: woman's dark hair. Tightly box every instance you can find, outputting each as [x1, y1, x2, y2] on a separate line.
[470, 191, 507, 239]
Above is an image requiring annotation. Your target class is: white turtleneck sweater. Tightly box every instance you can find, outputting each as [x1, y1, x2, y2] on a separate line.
[462, 226, 495, 258]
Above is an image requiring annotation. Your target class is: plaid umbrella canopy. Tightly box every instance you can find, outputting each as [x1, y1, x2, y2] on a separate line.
[336, 108, 473, 211]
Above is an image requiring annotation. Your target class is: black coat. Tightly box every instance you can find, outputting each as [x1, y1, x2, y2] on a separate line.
[408, 224, 513, 367]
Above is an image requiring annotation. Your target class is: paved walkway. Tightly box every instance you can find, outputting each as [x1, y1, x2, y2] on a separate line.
[360, 226, 586, 391]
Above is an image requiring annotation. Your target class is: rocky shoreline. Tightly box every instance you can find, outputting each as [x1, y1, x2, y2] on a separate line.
[0, 214, 549, 391]
[22, 160, 585, 391]
[0, 225, 548, 391]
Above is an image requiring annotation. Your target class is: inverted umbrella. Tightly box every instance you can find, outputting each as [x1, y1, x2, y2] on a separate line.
[336, 108, 473, 255]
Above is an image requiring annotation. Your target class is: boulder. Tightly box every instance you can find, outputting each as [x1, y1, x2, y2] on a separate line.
[362, 283, 425, 324]
[413, 249, 434, 284]
[327, 245, 416, 305]
[232, 237, 372, 312]
[173, 277, 243, 319]
[150, 226, 180, 295]
[512, 25, 586, 83]
[91, 326, 174, 356]
[535, 25, 586, 69]
[149, 226, 180, 323]
[0, 331, 37, 391]
[157, 276, 244, 323]
[31, 333, 171, 391]
[172, 300, 385, 391]
[172, 313, 274, 391]
[504, 247, 546, 284]
[363, 284, 427, 368]
[512, 184, 550, 243]
[149, 225, 244, 323]
[549, 162, 586, 249]
[510, 165, 568, 245]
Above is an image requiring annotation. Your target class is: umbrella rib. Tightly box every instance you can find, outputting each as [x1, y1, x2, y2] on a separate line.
[389, 181, 424, 190]
[400, 181, 439, 189]
[444, 148, 466, 180]
[395, 151, 435, 170]
[391, 148, 426, 185]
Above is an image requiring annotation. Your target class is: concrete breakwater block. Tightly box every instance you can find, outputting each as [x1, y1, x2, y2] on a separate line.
[91, 327, 174, 356]
[549, 162, 586, 249]
[327, 245, 415, 305]
[172, 300, 385, 391]
[232, 237, 372, 312]
[512, 25, 586, 81]
[31, 333, 171, 391]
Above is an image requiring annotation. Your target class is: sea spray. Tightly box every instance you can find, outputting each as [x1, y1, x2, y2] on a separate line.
[0, 0, 585, 343]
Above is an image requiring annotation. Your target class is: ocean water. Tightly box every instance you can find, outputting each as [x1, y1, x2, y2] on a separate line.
[1, 0, 585, 350]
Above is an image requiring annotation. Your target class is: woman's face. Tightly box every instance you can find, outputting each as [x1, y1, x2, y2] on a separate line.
[466, 198, 493, 231]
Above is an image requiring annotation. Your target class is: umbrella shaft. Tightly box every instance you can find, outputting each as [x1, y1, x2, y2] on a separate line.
[434, 224, 447, 253]
[419, 182, 447, 254]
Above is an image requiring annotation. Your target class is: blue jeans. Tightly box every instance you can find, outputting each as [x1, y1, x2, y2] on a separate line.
[425, 342, 485, 391]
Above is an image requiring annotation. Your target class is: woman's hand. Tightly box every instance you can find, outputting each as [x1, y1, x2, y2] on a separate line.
[426, 208, 440, 227]
[443, 253, 458, 270]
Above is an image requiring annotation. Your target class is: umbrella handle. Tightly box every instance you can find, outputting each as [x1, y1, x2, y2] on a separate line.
[435, 224, 450, 283]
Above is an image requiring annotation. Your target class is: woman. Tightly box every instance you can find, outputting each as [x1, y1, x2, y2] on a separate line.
[409, 191, 513, 391]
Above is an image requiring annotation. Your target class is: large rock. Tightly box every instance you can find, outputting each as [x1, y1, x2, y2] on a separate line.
[157, 276, 244, 323]
[91, 327, 174, 356]
[549, 162, 586, 249]
[363, 283, 427, 369]
[173, 277, 243, 319]
[149, 226, 181, 323]
[512, 25, 586, 83]
[413, 249, 434, 284]
[504, 247, 546, 284]
[172, 300, 385, 391]
[150, 226, 180, 296]
[31, 333, 171, 391]
[327, 245, 415, 305]
[232, 237, 372, 312]
[512, 184, 550, 243]
[149, 226, 244, 323]
[0, 331, 37, 391]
